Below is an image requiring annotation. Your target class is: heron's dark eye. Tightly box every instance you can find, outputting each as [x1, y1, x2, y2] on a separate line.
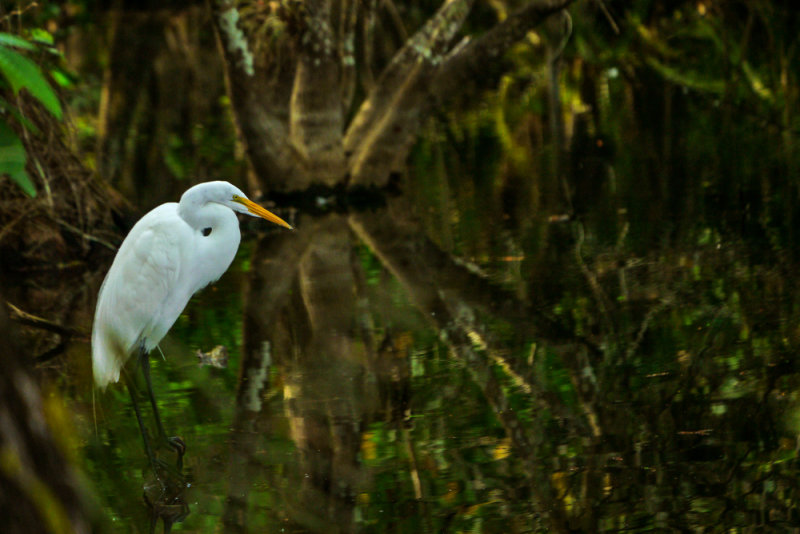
[202, 227, 212, 237]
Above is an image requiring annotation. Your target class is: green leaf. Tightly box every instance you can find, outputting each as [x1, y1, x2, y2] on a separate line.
[0, 120, 36, 197]
[0, 32, 36, 51]
[0, 45, 62, 119]
[28, 29, 54, 46]
[0, 96, 41, 135]
[49, 68, 74, 88]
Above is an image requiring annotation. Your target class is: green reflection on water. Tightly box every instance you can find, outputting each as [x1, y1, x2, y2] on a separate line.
[81, 149, 800, 532]
[73, 13, 800, 533]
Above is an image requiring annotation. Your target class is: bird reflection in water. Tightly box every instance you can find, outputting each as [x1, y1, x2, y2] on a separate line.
[142, 459, 190, 534]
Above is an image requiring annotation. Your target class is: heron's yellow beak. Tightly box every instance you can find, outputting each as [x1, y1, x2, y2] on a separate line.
[233, 196, 293, 230]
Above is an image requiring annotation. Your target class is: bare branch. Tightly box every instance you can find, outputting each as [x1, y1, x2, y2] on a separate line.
[6, 301, 87, 340]
[347, 0, 574, 188]
[344, 0, 476, 156]
[432, 0, 575, 99]
[347, 61, 429, 186]
[380, 0, 409, 42]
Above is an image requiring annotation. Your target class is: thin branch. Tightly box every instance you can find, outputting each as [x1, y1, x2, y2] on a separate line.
[593, 0, 619, 35]
[380, 0, 409, 42]
[6, 301, 88, 340]
[56, 218, 117, 251]
[624, 297, 673, 361]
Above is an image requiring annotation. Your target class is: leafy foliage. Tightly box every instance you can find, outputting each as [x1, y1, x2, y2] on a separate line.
[0, 119, 33, 195]
[0, 30, 63, 197]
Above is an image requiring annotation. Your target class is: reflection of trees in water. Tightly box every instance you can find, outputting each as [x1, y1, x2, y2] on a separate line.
[216, 191, 800, 531]
[226, 215, 370, 532]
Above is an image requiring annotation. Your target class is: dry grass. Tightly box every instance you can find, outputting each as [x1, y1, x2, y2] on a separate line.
[0, 93, 124, 361]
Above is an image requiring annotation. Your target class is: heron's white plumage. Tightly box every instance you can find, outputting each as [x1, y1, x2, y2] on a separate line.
[92, 181, 291, 388]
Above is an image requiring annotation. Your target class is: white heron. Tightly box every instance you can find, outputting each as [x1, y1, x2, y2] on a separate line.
[92, 180, 292, 466]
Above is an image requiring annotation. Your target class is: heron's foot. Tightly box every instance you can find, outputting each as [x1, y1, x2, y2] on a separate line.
[165, 435, 186, 455]
[165, 436, 186, 470]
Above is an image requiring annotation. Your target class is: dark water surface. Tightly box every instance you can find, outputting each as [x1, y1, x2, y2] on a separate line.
[57, 75, 800, 532]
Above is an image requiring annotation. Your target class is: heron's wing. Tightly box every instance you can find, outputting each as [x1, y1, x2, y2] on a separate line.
[92, 204, 189, 386]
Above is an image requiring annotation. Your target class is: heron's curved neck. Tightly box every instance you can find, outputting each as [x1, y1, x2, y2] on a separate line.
[178, 188, 214, 229]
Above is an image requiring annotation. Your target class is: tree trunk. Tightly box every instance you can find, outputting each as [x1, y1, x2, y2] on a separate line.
[210, 0, 575, 193]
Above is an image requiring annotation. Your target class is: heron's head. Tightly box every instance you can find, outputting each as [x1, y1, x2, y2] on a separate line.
[182, 181, 293, 230]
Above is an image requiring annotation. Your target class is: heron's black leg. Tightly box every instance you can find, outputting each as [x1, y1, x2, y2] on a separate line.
[139, 348, 164, 436]
[139, 347, 186, 469]
[124, 370, 160, 476]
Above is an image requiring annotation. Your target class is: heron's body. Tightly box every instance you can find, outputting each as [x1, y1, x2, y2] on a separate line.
[92, 181, 291, 388]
